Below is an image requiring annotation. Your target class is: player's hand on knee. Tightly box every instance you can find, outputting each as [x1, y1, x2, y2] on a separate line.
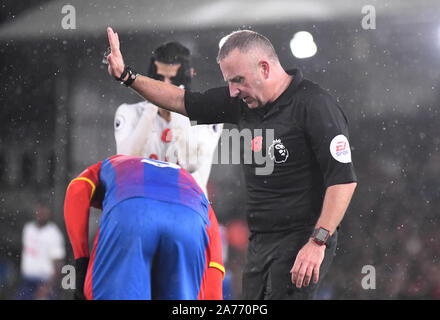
[290, 240, 325, 288]
[106, 27, 125, 79]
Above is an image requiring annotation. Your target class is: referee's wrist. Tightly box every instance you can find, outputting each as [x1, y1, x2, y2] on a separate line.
[114, 65, 130, 82]
[115, 65, 138, 87]
[309, 237, 325, 247]
[120, 72, 129, 82]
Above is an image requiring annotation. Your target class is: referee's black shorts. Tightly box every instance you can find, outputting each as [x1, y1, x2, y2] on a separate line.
[242, 225, 338, 300]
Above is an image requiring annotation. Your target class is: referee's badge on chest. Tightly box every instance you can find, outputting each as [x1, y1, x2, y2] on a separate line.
[268, 139, 289, 163]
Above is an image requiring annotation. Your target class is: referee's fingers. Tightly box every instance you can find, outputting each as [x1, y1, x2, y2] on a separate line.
[107, 27, 117, 52]
[290, 261, 301, 285]
[295, 263, 308, 288]
[109, 29, 122, 58]
[313, 264, 320, 284]
[115, 32, 120, 50]
[303, 265, 314, 287]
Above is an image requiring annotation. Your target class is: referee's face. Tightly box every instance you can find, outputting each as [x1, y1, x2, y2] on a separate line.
[220, 49, 266, 109]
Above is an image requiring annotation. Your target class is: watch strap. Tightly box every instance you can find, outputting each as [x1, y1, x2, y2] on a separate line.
[123, 67, 137, 87]
[114, 67, 128, 82]
[114, 66, 138, 86]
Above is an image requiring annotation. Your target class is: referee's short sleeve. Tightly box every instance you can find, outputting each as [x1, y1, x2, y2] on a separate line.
[304, 90, 357, 188]
[184, 87, 240, 125]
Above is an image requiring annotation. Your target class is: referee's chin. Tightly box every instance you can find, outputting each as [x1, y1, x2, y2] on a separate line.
[245, 100, 263, 109]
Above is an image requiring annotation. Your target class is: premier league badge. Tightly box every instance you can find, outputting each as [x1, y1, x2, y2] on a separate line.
[268, 139, 289, 163]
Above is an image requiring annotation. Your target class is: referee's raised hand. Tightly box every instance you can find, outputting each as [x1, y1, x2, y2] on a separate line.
[106, 27, 125, 80]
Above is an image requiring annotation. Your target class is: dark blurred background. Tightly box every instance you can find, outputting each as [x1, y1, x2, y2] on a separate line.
[1, 0, 440, 299]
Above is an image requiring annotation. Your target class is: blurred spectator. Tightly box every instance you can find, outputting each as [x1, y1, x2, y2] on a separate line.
[218, 224, 233, 300]
[0, 259, 16, 299]
[223, 219, 249, 299]
[226, 220, 249, 253]
[16, 202, 65, 300]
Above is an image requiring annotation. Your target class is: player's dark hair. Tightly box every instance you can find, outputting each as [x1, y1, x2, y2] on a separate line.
[147, 42, 192, 89]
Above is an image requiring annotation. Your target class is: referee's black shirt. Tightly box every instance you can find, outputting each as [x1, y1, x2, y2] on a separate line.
[185, 69, 357, 233]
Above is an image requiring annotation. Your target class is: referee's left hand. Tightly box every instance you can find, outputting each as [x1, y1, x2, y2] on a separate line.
[290, 239, 325, 288]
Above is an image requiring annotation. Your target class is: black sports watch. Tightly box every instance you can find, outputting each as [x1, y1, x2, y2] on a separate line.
[311, 227, 331, 247]
[114, 65, 138, 87]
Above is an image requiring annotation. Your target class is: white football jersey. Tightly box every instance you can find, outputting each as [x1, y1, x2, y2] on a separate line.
[114, 101, 223, 196]
[21, 221, 66, 280]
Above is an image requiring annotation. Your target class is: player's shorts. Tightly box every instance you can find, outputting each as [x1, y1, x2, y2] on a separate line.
[242, 225, 338, 300]
[84, 197, 209, 300]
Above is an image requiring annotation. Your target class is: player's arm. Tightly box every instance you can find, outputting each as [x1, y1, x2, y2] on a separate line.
[115, 103, 158, 156]
[127, 103, 158, 156]
[168, 122, 222, 173]
[188, 124, 223, 173]
[63, 161, 102, 299]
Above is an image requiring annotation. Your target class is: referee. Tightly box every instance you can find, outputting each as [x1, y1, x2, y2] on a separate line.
[106, 28, 357, 300]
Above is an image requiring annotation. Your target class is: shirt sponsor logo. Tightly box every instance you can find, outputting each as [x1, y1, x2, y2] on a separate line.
[161, 128, 173, 143]
[336, 141, 347, 153]
[268, 139, 289, 163]
[330, 135, 352, 163]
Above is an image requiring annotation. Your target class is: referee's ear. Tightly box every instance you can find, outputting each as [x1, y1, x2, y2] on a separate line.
[190, 67, 195, 79]
[258, 60, 270, 79]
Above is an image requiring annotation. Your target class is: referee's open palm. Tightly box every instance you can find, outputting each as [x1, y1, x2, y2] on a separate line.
[106, 27, 125, 79]
[290, 240, 325, 288]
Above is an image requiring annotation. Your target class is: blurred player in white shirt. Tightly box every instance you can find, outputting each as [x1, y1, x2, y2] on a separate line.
[114, 42, 223, 196]
[17, 202, 65, 299]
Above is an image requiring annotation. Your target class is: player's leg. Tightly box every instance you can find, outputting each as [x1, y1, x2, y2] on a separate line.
[149, 199, 209, 300]
[87, 198, 159, 299]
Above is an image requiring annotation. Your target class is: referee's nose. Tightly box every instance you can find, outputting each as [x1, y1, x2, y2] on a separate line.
[228, 82, 240, 98]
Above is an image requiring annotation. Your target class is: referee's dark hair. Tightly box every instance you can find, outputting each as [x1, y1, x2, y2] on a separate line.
[217, 30, 279, 64]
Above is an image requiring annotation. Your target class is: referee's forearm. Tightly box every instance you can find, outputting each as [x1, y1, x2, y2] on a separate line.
[130, 75, 188, 116]
[315, 182, 357, 235]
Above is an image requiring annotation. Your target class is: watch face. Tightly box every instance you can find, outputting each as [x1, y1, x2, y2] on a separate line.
[316, 228, 329, 241]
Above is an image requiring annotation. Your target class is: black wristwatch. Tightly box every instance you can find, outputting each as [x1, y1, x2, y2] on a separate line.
[114, 65, 138, 87]
[311, 227, 331, 247]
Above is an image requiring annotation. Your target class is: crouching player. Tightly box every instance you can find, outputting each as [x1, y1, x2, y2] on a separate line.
[63, 155, 224, 300]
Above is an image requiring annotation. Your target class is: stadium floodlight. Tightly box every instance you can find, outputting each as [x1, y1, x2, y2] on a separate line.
[290, 31, 317, 59]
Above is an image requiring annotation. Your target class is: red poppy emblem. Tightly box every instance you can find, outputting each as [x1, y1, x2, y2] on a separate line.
[252, 136, 263, 152]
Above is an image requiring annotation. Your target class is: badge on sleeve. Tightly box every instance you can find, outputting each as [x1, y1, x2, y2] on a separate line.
[330, 135, 352, 163]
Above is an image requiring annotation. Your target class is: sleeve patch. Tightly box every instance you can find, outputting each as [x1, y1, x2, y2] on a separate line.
[329, 135, 352, 163]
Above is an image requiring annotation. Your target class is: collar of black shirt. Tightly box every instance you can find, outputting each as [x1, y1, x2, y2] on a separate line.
[254, 68, 304, 118]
